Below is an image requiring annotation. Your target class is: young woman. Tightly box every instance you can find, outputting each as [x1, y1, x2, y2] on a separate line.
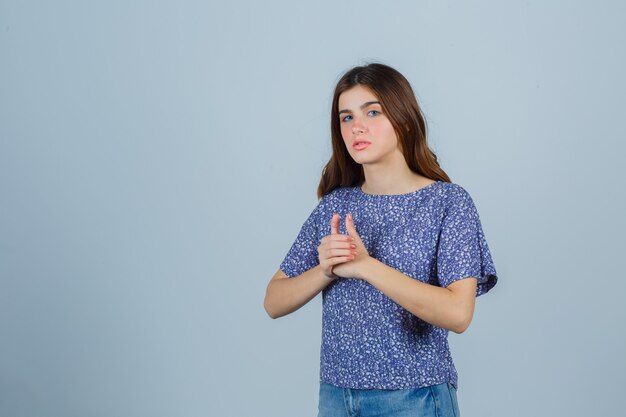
[264, 63, 498, 417]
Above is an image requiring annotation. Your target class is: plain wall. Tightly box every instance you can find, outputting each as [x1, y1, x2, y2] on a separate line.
[1, 1, 625, 416]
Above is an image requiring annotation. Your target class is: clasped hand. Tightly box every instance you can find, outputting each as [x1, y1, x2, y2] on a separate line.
[317, 212, 370, 280]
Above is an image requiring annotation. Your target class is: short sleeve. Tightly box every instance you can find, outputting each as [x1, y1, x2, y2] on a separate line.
[436, 186, 498, 296]
[279, 199, 324, 278]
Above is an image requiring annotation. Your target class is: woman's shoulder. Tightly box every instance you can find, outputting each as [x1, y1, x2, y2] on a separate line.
[437, 181, 482, 217]
[438, 181, 472, 200]
[309, 186, 356, 217]
[320, 185, 357, 202]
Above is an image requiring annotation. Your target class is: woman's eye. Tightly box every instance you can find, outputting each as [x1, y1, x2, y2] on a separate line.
[368, 110, 380, 116]
[341, 115, 353, 122]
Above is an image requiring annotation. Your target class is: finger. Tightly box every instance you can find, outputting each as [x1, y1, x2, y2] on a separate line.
[319, 241, 356, 254]
[345, 213, 359, 238]
[319, 238, 356, 256]
[328, 255, 354, 265]
[326, 248, 356, 258]
[328, 241, 357, 250]
[329, 256, 353, 276]
[323, 233, 354, 243]
[330, 213, 339, 235]
[323, 235, 356, 246]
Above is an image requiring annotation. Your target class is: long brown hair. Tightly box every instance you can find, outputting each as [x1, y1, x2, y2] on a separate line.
[317, 63, 451, 199]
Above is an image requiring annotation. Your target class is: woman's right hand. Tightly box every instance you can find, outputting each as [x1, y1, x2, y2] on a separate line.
[317, 213, 357, 279]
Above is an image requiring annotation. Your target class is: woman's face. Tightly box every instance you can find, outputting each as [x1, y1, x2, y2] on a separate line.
[338, 85, 401, 166]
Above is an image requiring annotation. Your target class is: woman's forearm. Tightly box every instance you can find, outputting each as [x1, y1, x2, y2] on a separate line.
[264, 265, 334, 319]
[359, 258, 476, 333]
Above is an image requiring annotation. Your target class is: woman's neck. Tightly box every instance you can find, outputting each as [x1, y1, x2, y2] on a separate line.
[361, 166, 433, 195]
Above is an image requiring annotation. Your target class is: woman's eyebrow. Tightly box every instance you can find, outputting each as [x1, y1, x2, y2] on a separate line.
[338, 101, 381, 115]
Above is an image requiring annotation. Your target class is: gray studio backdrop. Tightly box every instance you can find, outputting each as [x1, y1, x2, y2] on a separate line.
[1, 1, 625, 416]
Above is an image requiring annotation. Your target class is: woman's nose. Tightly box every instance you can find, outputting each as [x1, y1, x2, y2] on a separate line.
[351, 119, 367, 135]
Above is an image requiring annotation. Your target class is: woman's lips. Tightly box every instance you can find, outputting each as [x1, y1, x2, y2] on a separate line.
[353, 141, 371, 151]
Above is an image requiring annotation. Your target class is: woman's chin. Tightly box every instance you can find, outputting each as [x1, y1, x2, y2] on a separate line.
[349, 152, 373, 164]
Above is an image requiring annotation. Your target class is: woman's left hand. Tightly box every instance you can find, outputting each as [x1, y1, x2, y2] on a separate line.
[331, 212, 371, 280]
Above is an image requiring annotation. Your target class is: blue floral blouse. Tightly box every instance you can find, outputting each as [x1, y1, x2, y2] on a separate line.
[279, 181, 498, 389]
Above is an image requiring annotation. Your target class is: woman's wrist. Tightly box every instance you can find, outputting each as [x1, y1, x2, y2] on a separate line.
[356, 256, 379, 281]
[317, 264, 337, 282]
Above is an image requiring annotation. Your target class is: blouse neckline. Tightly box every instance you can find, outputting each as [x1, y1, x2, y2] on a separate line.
[357, 180, 442, 197]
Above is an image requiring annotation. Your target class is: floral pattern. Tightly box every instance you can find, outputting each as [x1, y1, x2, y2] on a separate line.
[279, 181, 498, 389]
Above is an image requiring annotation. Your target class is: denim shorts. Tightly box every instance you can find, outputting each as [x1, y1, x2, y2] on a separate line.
[317, 381, 460, 417]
